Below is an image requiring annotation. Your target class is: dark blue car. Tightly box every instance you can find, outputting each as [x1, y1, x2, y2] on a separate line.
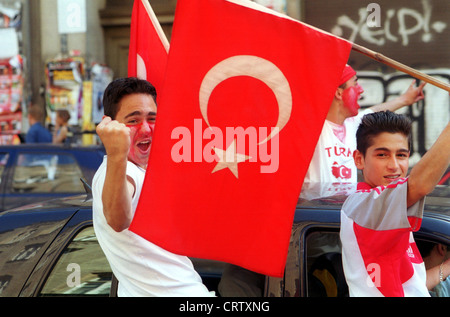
[0, 185, 448, 297]
[0, 144, 104, 212]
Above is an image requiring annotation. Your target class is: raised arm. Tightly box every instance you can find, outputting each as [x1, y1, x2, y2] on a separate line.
[370, 80, 426, 113]
[407, 122, 450, 207]
[96, 116, 135, 232]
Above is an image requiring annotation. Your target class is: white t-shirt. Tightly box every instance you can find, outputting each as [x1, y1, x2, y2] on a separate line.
[92, 157, 213, 297]
[304, 109, 372, 184]
[340, 179, 429, 297]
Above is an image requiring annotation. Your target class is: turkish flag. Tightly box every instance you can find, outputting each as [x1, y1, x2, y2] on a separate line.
[128, 0, 169, 95]
[130, 0, 352, 277]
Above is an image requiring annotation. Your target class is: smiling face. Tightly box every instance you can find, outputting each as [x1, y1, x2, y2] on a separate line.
[354, 132, 410, 187]
[115, 93, 157, 169]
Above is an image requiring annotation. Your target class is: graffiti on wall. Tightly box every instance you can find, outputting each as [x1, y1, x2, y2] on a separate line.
[304, 0, 450, 184]
[331, 0, 448, 46]
[358, 70, 450, 167]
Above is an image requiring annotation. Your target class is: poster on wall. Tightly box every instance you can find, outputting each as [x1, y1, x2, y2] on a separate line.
[45, 56, 85, 126]
[91, 63, 113, 124]
[0, 1, 22, 145]
[0, 55, 23, 144]
[0, 112, 21, 144]
[0, 55, 23, 115]
[82, 80, 93, 145]
[0, 28, 19, 59]
[0, 1, 22, 28]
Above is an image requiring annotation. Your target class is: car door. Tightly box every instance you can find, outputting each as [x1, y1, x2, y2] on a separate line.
[20, 208, 114, 297]
[37, 225, 113, 296]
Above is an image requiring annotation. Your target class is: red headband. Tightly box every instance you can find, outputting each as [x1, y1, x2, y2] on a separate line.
[340, 64, 357, 86]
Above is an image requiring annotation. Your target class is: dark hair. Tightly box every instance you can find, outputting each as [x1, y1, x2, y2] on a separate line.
[356, 111, 412, 156]
[415, 240, 436, 258]
[102, 77, 157, 119]
[416, 240, 449, 259]
[28, 104, 45, 121]
[338, 82, 347, 90]
[56, 109, 71, 122]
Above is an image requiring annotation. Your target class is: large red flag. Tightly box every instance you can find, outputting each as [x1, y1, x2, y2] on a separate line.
[130, 0, 352, 277]
[128, 0, 169, 95]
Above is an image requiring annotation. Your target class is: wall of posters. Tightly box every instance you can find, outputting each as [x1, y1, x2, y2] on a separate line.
[45, 56, 84, 126]
[45, 58, 113, 145]
[0, 55, 23, 115]
[0, 1, 23, 144]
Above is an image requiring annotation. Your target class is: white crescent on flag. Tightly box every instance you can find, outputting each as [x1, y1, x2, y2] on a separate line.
[199, 55, 292, 145]
[128, 0, 169, 94]
[136, 54, 147, 80]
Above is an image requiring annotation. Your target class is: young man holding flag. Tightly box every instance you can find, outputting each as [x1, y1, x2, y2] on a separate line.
[92, 77, 213, 297]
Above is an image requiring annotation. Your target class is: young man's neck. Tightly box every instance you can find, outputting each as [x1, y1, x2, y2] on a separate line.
[326, 102, 348, 125]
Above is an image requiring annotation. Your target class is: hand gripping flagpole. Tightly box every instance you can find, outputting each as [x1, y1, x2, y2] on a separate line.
[351, 43, 450, 92]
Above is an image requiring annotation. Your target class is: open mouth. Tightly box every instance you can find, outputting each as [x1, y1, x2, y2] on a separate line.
[384, 175, 401, 182]
[137, 140, 151, 152]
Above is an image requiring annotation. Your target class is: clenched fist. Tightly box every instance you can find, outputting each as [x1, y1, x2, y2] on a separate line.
[96, 116, 131, 161]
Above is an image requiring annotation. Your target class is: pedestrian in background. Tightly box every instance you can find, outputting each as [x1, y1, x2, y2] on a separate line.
[52, 109, 71, 144]
[26, 104, 52, 143]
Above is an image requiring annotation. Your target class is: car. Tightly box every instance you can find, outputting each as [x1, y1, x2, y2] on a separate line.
[0, 143, 105, 212]
[0, 185, 448, 297]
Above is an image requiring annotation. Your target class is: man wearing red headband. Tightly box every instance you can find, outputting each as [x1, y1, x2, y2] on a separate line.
[303, 64, 426, 185]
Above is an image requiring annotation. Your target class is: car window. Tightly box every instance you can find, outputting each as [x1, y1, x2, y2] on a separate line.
[39, 226, 112, 297]
[0, 153, 8, 184]
[415, 239, 450, 297]
[12, 153, 84, 193]
[305, 230, 347, 297]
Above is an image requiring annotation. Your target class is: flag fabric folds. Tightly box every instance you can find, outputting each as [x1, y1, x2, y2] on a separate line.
[128, 0, 169, 95]
[130, 0, 352, 277]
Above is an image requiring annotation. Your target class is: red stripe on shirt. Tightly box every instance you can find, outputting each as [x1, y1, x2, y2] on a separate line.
[353, 222, 415, 297]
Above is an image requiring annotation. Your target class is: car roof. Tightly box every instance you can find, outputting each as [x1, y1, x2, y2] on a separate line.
[3, 194, 93, 213]
[4, 183, 449, 219]
[0, 143, 104, 150]
[297, 184, 450, 223]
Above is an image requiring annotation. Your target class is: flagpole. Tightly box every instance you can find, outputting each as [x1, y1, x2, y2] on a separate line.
[351, 43, 450, 92]
[141, 0, 170, 52]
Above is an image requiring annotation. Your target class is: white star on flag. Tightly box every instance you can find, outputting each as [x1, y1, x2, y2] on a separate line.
[212, 139, 250, 178]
